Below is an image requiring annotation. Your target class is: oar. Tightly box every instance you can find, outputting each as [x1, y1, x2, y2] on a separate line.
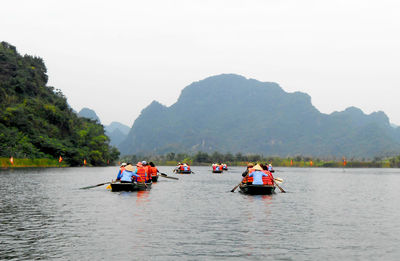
[274, 177, 284, 184]
[274, 180, 286, 193]
[231, 172, 249, 192]
[160, 173, 179, 180]
[80, 182, 111, 189]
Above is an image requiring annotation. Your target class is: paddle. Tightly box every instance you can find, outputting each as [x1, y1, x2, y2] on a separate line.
[274, 180, 286, 193]
[160, 172, 179, 180]
[80, 182, 111, 189]
[231, 172, 249, 192]
[274, 177, 284, 183]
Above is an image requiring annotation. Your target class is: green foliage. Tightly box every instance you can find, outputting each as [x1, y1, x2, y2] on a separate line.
[0, 42, 120, 166]
[120, 151, 400, 168]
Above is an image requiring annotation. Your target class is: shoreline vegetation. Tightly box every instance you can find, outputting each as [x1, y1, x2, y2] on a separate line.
[121, 152, 400, 168]
[1, 157, 67, 168]
[4, 153, 400, 168]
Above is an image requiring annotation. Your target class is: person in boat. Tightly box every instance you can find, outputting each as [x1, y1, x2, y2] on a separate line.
[181, 163, 190, 172]
[174, 162, 182, 172]
[119, 163, 140, 183]
[242, 163, 255, 184]
[148, 162, 158, 179]
[268, 163, 275, 173]
[116, 162, 127, 181]
[135, 162, 151, 183]
[242, 163, 254, 177]
[248, 164, 269, 185]
[261, 164, 275, 185]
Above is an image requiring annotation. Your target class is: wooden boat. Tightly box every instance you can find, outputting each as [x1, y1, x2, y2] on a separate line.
[151, 175, 159, 182]
[110, 182, 152, 192]
[239, 184, 275, 195]
[212, 170, 223, 173]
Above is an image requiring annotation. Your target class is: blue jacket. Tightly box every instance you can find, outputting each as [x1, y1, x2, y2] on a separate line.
[120, 170, 140, 182]
[249, 170, 268, 185]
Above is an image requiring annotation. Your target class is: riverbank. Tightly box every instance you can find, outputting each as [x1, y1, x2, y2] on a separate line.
[0, 158, 67, 168]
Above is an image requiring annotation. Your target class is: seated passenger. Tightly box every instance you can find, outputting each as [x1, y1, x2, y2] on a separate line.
[148, 162, 158, 178]
[268, 163, 275, 173]
[248, 164, 269, 185]
[116, 162, 127, 181]
[135, 162, 150, 183]
[242, 163, 254, 177]
[182, 163, 190, 171]
[120, 164, 140, 183]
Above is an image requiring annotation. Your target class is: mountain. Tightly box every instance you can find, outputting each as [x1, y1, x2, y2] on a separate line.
[105, 122, 130, 136]
[0, 42, 119, 165]
[120, 74, 400, 158]
[78, 108, 100, 122]
[104, 122, 130, 147]
[78, 108, 130, 148]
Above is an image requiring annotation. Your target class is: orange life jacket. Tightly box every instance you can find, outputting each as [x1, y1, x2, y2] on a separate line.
[243, 168, 255, 183]
[136, 167, 147, 182]
[148, 166, 158, 177]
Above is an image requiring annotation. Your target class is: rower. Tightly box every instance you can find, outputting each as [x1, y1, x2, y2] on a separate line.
[248, 164, 269, 185]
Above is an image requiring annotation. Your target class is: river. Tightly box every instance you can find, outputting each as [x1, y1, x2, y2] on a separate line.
[0, 166, 399, 260]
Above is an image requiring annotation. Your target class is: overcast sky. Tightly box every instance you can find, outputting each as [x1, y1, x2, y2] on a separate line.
[2, 0, 400, 126]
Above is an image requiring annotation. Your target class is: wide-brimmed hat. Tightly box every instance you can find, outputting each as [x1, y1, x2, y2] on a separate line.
[121, 162, 127, 167]
[136, 162, 143, 167]
[125, 164, 134, 171]
[247, 163, 254, 167]
[253, 164, 263, 171]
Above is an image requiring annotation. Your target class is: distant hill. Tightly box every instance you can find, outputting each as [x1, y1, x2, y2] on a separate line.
[104, 122, 130, 147]
[78, 108, 130, 148]
[120, 74, 400, 158]
[78, 108, 100, 122]
[105, 121, 130, 136]
[0, 42, 119, 166]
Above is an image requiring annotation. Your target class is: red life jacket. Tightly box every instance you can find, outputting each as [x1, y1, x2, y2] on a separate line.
[136, 167, 147, 182]
[262, 170, 274, 185]
[148, 166, 158, 177]
[212, 165, 216, 171]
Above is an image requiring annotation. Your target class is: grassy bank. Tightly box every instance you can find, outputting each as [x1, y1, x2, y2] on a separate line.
[0, 158, 67, 168]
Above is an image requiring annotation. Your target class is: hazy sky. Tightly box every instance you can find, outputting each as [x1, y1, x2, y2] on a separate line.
[2, 0, 400, 126]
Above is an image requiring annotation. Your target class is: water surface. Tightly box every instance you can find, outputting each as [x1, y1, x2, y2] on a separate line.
[1, 167, 399, 260]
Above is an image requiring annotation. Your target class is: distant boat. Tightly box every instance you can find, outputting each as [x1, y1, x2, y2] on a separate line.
[212, 164, 223, 173]
[174, 169, 192, 174]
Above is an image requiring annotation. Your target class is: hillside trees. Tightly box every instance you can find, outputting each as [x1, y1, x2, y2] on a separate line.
[0, 41, 119, 166]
